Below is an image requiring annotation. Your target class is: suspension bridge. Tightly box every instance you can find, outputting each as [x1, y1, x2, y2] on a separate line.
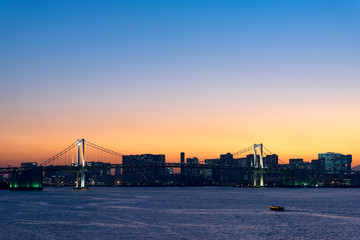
[0, 139, 290, 189]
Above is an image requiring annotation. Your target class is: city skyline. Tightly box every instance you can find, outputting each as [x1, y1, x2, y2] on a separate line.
[4, 142, 355, 188]
[1, 1, 360, 166]
[0, 137, 355, 167]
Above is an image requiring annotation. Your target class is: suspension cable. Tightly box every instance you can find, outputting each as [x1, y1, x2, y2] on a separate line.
[233, 145, 255, 156]
[263, 145, 285, 164]
[41, 141, 78, 166]
[84, 140, 123, 157]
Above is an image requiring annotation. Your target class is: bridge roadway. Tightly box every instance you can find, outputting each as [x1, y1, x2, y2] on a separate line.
[0, 163, 289, 174]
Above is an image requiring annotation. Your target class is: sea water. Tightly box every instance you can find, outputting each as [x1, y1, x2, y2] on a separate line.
[1, 187, 359, 239]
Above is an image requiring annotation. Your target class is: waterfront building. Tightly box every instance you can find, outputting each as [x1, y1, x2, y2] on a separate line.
[265, 154, 278, 168]
[21, 162, 37, 169]
[180, 152, 185, 164]
[180, 152, 185, 181]
[248, 154, 260, 167]
[210, 153, 233, 185]
[184, 157, 200, 185]
[85, 161, 112, 185]
[289, 159, 304, 169]
[203, 159, 215, 181]
[122, 154, 166, 185]
[303, 161, 312, 170]
[318, 152, 352, 174]
[311, 159, 323, 172]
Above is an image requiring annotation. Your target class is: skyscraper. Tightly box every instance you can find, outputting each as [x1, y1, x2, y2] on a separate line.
[318, 152, 352, 174]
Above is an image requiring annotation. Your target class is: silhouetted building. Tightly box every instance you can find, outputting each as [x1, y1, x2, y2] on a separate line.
[220, 153, 233, 165]
[318, 152, 352, 174]
[211, 153, 233, 184]
[303, 161, 312, 170]
[122, 154, 165, 185]
[311, 159, 323, 172]
[180, 152, 185, 164]
[43, 166, 76, 186]
[265, 154, 278, 168]
[289, 159, 304, 169]
[10, 166, 43, 190]
[86, 161, 112, 185]
[186, 157, 199, 164]
[21, 162, 37, 169]
[180, 152, 185, 182]
[203, 159, 215, 182]
[247, 154, 260, 167]
[184, 157, 200, 185]
[239, 154, 252, 168]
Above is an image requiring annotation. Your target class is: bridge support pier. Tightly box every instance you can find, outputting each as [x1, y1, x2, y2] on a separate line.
[74, 168, 86, 189]
[253, 171, 257, 187]
[253, 171, 264, 187]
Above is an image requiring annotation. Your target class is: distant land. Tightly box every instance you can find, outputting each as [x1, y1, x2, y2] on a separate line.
[352, 165, 360, 171]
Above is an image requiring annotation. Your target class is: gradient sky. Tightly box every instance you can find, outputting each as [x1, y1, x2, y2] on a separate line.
[1, 0, 360, 166]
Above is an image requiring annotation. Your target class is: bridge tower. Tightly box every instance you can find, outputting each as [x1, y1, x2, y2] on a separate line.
[74, 139, 87, 190]
[253, 143, 264, 187]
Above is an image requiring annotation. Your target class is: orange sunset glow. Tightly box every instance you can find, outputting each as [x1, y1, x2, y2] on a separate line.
[1, 1, 359, 167]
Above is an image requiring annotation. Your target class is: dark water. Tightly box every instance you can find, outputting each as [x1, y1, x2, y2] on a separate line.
[1, 187, 359, 239]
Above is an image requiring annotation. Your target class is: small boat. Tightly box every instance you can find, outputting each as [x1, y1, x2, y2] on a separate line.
[73, 186, 88, 190]
[269, 206, 284, 211]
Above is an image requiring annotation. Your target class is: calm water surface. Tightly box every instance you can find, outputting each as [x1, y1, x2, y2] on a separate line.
[1, 187, 359, 239]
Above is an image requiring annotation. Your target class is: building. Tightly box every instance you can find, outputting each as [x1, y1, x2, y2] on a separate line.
[211, 153, 233, 185]
[180, 152, 185, 164]
[122, 154, 166, 185]
[289, 159, 304, 169]
[10, 165, 43, 190]
[85, 161, 112, 185]
[303, 161, 312, 170]
[180, 152, 185, 181]
[311, 159, 323, 172]
[184, 157, 200, 185]
[265, 154, 278, 169]
[220, 153, 233, 165]
[203, 159, 215, 182]
[247, 154, 260, 167]
[318, 152, 352, 174]
[21, 162, 37, 169]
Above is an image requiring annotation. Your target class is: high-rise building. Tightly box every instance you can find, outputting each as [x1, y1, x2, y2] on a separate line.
[180, 152, 185, 164]
[203, 159, 215, 181]
[180, 152, 185, 182]
[184, 157, 200, 185]
[318, 152, 352, 174]
[212, 153, 238, 184]
[220, 153, 233, 164]
[311, 159, 323, 172]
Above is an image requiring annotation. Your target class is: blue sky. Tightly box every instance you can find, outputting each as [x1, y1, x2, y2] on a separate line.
[1, 0, 360, 164]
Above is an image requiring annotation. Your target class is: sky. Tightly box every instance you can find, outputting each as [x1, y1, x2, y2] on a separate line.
[0, 0, 360, 166]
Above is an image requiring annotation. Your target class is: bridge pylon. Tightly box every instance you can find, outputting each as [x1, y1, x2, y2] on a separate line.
[74, 139, 87, 190]
[253, 143, 264, 187]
